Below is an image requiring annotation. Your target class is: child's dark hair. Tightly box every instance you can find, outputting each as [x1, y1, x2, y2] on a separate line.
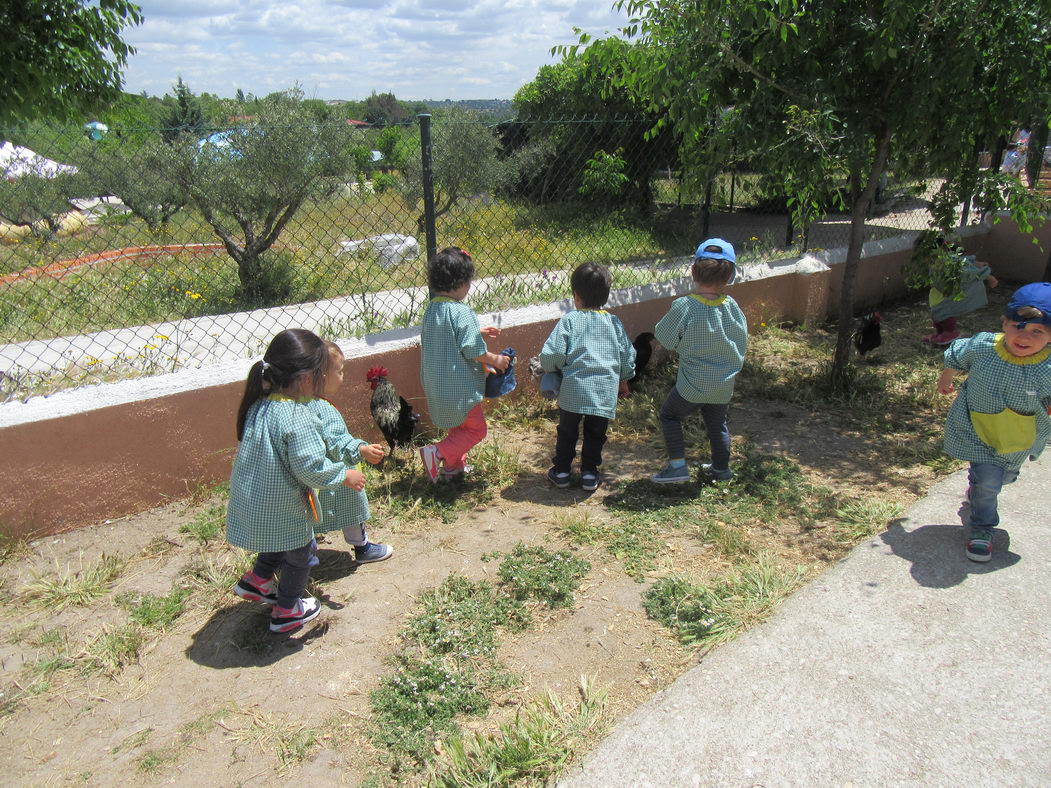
[571, 262, 611, 308]
[428, 247, 475, 293]
[236, 329, 327, 440]
[692, 258, 735, 287]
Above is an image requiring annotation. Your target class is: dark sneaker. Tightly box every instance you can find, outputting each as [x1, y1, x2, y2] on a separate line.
[966, 526, 993, 563]
[701, 463, 734, 482]
[547, 467, 571, 488]
[270, 596, 321, 633]
[581, 472, 601, 491]
[354, 542, 394, 564]
[651, 464, 690, 484]
[233, 573, 277, 605]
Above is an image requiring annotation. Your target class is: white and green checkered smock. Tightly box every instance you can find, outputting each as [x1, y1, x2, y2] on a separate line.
[421, 297, 488, 428]
[655, 294, 748, 404]
[539, 309, 636, 419]
[227, 396, 351, 553]
[942, 332, 1051, 470]
[306, 399, 370, 532]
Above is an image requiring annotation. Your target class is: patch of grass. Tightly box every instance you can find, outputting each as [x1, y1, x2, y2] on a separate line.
[555, 508, 663, 580]
[232, 710, 340, 771]
[0, 533, 31, 564]
[491, 543, 590, 609]
[371, 438, 522, 527]
[136, 705, 235, 775]
[178, 503, 226, 544]
[405, 575, 518, 660]
[832, 497, 904, 542]
[642, 559, 807, 647]
[119, 587, 192, 630]
[371, 656, 493, 768]
[112, 728, 154, 755]
[429, 675, 610, 788]
[81, 623, 144, 675]
[22, 554, 127, 609]
[180, 551, 251, 605]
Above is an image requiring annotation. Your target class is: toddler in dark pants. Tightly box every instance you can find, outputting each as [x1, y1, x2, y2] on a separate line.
[540, 263, 636, 491]
[651, 239, 748, 484]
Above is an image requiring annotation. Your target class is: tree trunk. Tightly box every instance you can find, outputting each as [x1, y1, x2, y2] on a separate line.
[830, 124, 893, 388]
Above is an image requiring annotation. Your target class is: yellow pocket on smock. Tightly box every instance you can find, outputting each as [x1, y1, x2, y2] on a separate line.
[970, 409, 1036, 455]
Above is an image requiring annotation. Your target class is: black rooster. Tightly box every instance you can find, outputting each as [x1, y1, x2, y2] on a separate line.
[853, 312, 882, 357]
[633, 332, 656, 377]
[366, 366, 419, 461]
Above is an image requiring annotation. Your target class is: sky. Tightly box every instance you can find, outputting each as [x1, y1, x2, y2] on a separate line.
[120, 0, 631, 102]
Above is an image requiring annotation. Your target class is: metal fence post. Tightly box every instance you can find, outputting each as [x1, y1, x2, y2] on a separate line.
[418, 113, 437, 263]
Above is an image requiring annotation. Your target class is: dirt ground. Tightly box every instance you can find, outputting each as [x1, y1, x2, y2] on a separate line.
[0, 293, 964, 787]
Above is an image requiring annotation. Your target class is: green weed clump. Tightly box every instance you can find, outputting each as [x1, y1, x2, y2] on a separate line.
[22, 554, 127, 609]
[370, 544, 590, 774]
[119, 587, 192, 630]
[429, 676, 610, 788]
[642, 560, 806, 646]
[494, 543, 591, 609]
[179, 503, 226, 543]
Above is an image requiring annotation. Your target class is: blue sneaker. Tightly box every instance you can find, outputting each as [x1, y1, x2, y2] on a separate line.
[701, 463, 734, 482]
[354, 542, 394, 564]
[547, 467, 571, 488]
[581, 471, 601, 491]
[965, 526, 993, 563]
[651, 464, 690, 484]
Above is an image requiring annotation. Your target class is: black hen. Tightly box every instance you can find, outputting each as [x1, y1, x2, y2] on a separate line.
[630, 332, 656, 389]
[366, 365, 419, 459]
[853, 312, 882, 356]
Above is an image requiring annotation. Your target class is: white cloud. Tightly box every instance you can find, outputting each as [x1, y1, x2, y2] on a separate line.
[121, 0, 630, 100]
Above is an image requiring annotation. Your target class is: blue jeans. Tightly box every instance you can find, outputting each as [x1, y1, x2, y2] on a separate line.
[253, 540, 316, 609]
[968, 463, 1019, 529]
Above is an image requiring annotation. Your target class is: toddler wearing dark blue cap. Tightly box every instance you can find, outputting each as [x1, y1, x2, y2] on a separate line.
[936, 282, 1051, 562]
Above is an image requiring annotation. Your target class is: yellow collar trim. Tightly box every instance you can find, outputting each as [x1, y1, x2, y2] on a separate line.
[690, 293, 726, 306]
[993, 333, 1051, 365]
[578, 308, 609, 314]
[431, 295, 457, 303]
[267, 393, 314, 403]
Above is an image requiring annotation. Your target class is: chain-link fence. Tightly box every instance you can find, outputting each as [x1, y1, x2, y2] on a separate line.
[0, 110, 989, 402]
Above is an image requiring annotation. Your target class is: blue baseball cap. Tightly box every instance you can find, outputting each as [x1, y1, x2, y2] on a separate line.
[1004, 282, 1051, 327]
[695, 238, 736, 263]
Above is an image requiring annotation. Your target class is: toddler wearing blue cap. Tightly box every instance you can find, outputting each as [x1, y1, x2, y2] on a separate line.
[936, 281, 1051, 562]
[651, 238, 747, 484]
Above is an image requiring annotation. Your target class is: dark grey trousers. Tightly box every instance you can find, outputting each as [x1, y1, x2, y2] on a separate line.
[253, 540, 315, 609]
[658, 387, 731, 470]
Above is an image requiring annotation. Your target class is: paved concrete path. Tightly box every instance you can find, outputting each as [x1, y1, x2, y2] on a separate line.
[560, 455, 1051, 788]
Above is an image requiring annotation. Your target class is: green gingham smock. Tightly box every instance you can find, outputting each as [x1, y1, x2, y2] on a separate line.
[929, 255, 991, 322]
[306, 399, 370, 532]
[539, 309, 636, 419]
[420, 297, 488, 428]
[655, 294, 748, 404]
[942, 332, 1051, 470]
[226, 395, 350, 553]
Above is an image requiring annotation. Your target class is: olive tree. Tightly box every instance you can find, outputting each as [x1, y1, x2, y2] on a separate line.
[165, 95, 354, 301]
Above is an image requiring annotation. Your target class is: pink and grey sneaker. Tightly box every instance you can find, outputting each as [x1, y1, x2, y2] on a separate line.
[269, 596, 322, 633]
[233, 572, 278, 605]
[419, 444, 441, 483]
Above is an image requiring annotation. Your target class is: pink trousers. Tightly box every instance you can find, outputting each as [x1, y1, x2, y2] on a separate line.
[437, 404, 487, 471]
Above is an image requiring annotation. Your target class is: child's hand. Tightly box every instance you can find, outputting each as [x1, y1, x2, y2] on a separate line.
[360, 444, 386, 465]
[617, 381, 630, 399]
[486, 351, 510, 372]
[482, 326, 501, 339]
[986, 274, 999, 289]
[936, 368, 957, 395]
[343, 469, 367, 491]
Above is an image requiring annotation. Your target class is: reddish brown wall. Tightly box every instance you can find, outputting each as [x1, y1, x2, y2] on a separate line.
[3, 218, 1047, 538]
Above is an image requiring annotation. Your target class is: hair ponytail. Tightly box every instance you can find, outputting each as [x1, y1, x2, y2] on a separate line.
[235, 329, 327, 440]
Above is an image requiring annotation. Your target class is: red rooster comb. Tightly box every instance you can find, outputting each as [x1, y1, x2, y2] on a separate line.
[365, 365, 389, 382]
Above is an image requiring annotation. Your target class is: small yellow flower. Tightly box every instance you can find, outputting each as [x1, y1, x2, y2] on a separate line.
[86, 357, 101, 366]
[760, 322, 767, 327]
[154, 334, 169, 340]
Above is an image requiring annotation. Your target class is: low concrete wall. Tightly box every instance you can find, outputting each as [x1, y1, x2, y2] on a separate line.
[1, 218, 1046, 537]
